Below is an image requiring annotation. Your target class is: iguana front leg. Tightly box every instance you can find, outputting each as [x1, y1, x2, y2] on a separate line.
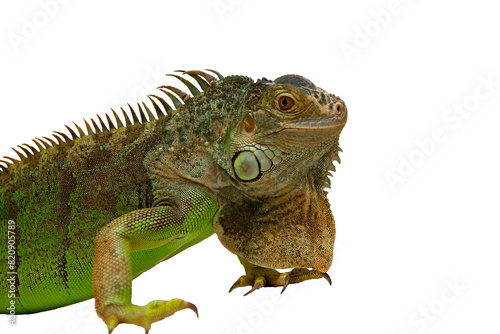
[92, 185, 218, 333]
[229, 256, 332, 296]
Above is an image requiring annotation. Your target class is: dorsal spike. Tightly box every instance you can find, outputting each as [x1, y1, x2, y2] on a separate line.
[150, 94, 176, 115]
[164, 91, 184, 108]
[91, 118, 101, 134]
[185, 70, 218, 86]
[52, 133, 65, 144]
[328, 162, 336, 172]
[0, 159, 12, 167]
[111, 108, 125, 128]
[84, 119, 95, 135]
[141, 102, 156, 121]
[17, 145, 33, 157]
[205, 69, 224, 81]
[12, 147, 26, 160]
[158, 86, 189, 104]
[73, 122, 86, 137]
[105, 113, 116, 130]
[37, 137, 53, 148]
[176, 70, 211, 91]
[64, 125, 79, 140]
[54, 131, 71, 142]
[166, 74, 201, 96]
[97, 114, 109, 132]
[3, 156, 19, 164]
[32, 138, 46, 151]
[325, 177, 331, 189]
[137, 103, 148, 123]
[22, 143, 38, 155]
[147, 96, 167, 118]
[128, 103, 140, 125]
[120, 107, 132, 127]
[42, 136, 58, 146]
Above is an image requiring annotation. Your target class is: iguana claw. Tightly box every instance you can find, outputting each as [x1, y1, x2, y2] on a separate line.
[230, 257, 332, 295]
[243, 278, 265, 296]
[280, 275, 290, 294]
[229, 279, 241, 293]
[322, 272, 332, 285]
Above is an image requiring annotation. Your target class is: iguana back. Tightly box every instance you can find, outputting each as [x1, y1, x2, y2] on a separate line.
[0, 108, 171, 312]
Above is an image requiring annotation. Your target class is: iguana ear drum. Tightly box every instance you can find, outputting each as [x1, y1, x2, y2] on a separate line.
[233, 151, 260, 181]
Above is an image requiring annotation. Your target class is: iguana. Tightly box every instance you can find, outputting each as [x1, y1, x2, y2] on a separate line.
[0, 70, 347, 333]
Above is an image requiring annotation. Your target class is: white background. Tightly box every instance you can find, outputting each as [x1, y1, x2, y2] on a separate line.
[1, 0, 499, 333]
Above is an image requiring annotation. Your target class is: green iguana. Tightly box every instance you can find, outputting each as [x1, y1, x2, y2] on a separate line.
[0, 70, 347, 333]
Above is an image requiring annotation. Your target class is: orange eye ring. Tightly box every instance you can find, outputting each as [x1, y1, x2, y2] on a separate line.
[277, 95, 295, 111]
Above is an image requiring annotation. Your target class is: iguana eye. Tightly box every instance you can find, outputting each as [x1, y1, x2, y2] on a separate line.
[277, 95, 295, 111]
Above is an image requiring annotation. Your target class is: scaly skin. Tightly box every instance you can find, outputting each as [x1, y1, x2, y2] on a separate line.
[0, 70, 347, 333]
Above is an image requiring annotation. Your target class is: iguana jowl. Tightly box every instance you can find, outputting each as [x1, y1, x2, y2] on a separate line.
[0, 70, 347, 333]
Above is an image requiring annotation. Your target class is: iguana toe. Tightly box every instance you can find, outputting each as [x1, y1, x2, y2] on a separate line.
[229, 261, 331, 295]
[101, 298, 197, 333]
[286, 268, 332, 286]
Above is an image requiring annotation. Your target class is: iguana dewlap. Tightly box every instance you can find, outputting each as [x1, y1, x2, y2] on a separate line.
[0, 70, 347, 333]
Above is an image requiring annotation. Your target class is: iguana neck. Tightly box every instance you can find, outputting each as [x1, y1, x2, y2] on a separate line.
[214, 171, 335, 272]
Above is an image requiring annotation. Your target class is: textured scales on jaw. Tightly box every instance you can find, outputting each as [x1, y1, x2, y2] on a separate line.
[0, 70, 224, 173]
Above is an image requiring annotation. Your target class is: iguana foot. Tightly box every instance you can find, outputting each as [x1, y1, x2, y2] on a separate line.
[101, 298, 198, 334]
[229, 257, 331, 296]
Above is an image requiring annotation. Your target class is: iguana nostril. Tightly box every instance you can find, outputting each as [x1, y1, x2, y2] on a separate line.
[334, 102, 345, 116]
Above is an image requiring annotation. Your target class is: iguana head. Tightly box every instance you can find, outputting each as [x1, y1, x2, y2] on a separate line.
[214, 74, 347, 272]
[221, 74, 347, 196]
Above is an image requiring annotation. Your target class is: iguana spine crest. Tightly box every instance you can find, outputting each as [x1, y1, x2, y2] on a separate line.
[0, 69, 224, 173]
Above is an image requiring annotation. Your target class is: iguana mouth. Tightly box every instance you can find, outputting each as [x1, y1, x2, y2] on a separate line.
[280, 99, 347, 133]
[261, 116, 346, 137]
[282, 117, 346, 131]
